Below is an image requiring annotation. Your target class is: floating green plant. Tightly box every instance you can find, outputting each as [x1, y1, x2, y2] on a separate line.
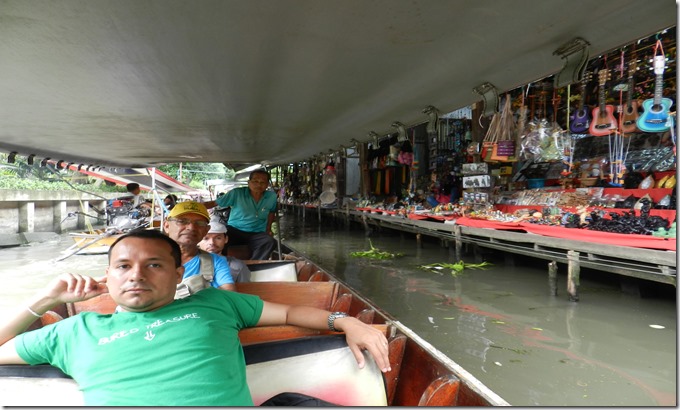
[350, 239, 403, 259]
[419, 260, 493, 276]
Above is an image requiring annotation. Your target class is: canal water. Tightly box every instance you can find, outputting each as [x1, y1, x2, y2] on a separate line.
[276, 211, 676, 407]
[0, 212, 675, 406]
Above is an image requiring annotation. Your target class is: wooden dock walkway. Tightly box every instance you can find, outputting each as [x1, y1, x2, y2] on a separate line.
[281, 204, 677, 299]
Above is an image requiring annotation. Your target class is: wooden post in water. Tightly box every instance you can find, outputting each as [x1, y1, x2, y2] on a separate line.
[416, 233, 422, 248]
[454, 224, 462, 260]
[548, 261, 558, 296]
[567, 250, 580, 302]
[318, 205, 321, 222]
[361, 214, 370, 234]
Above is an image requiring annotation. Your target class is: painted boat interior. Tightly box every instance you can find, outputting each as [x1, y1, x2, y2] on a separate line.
[0, 1, 675, 169]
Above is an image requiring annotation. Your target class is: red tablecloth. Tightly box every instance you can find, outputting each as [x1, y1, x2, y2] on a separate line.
[455, 216, 676, 251]
[495, 204, 676, 222]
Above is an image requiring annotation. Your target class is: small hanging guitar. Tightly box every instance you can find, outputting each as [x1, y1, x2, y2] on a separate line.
[569, 71, 592, 133]
[589, 68, 618, 136]
[637, 41, 673, 133]
[618, 60, 640, 134]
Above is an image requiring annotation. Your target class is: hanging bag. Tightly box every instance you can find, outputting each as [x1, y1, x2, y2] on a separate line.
[482, 112, 500, 162]
[490, 96, 515, 161]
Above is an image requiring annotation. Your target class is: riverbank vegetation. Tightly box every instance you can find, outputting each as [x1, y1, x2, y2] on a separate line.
[0, 153, 233, 192]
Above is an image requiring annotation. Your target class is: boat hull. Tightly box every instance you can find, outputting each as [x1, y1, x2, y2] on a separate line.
[1, 244, 509, 406]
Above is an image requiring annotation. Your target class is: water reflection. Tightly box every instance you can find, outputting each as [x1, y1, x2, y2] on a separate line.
[279, 212, 676, 406]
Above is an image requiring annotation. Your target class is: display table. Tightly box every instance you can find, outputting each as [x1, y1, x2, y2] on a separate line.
[494, 204, 676, 221]
[454, 216, 676, 251]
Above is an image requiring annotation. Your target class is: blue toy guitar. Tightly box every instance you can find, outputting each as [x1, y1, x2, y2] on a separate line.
[637, 54, 673, 133]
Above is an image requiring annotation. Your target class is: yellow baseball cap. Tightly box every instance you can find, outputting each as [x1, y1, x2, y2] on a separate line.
[167, 201, 210, 221]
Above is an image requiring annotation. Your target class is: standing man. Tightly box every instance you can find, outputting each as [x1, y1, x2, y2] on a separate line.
[198, 220, 252, 283]
[204, 170, 277, 260]
[163, 201, 235, 294]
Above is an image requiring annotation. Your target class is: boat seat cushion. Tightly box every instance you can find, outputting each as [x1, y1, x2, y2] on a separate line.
[0, 335, 387, 406]
[246, 260, 299, 282]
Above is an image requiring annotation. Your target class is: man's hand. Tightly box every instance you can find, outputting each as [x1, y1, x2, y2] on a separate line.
[334, 317, 392, 373]
[41, 273, 108, 306]
[0, 273, 109, 362]
[257, 303, 392, 373]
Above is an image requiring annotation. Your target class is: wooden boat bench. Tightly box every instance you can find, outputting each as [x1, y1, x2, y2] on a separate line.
[0, 335, 390, 406]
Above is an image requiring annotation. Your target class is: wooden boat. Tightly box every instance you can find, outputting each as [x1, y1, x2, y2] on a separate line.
[0, 245, 509, 406]
[63, 228, 121, 256]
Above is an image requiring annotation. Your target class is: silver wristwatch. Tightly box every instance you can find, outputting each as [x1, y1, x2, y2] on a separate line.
[327, 311, 349, 331]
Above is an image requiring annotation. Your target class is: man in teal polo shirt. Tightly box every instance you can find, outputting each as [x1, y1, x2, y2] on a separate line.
[204, 170, 277, 260]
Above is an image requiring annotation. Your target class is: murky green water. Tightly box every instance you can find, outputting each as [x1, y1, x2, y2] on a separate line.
[278, 212, 677, 406]
[0, 213, 675, 406]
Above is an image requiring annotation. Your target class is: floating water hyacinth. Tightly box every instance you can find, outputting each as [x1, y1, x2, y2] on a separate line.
[350, 239, 403, 259]
[419, 260, 493, 276]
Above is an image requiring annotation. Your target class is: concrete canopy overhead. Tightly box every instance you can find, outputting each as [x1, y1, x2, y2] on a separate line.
[0, 0, 675, 168]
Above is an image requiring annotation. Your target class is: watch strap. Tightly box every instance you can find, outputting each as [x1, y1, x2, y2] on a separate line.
[327, 311, 349, 332]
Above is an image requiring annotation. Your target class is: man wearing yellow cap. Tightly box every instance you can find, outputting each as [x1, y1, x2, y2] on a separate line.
[164, 201, 235, 295]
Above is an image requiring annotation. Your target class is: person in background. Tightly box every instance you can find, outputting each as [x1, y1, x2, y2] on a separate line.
[125, 183, 151, 208]
[0, 229, 390, 406]
[198, 220, 251, 283]
[163, 194, 178, 211]
[203, 170, 277, 260]
[163, 201, 235, 295]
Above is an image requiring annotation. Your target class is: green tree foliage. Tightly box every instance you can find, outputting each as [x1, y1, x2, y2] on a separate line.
[0, 153, 235, 192]
[158, 163, 235, 187]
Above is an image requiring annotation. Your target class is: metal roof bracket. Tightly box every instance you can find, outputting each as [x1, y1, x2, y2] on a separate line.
[472, 82, 499, 117]
[553, 37, 591, 88]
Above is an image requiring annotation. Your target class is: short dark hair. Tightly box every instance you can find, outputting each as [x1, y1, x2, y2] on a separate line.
[108, 229, 182, 268]
[126, 183, 140, 192]
[249, 170, 270, 181]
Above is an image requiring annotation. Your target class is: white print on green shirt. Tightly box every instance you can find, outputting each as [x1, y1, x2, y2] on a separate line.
[97, 313, 201, 345]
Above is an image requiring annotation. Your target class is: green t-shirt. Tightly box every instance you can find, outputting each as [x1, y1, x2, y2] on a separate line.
[15, 288, 264, 406]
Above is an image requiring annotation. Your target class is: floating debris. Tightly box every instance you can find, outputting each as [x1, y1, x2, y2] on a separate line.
[419, 260, 493, 276]
[494, 361, 502, 366]
[649, 324, 665, 329]
[350, 239, 403, 259]
[490, 344, 530, 355]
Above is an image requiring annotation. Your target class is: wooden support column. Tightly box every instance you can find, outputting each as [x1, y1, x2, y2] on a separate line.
[318, 205, 321, 222]
[18, 201, 35, 233]
[76, 201, 90, 230]
[361, 214, 370, 234]
[567, 250, 580, 302]
[548, 261, 558, 296]
[472, 243, 483, 263]
[504, 252, 515, 267]
[416, 233, 422, 248]
[454, 224, 462, 260]
[53, 201, 67, 234]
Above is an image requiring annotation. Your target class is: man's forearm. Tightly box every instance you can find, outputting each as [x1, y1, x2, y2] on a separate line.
[0, 294, 56, 347]
[266, 213, 275, 234]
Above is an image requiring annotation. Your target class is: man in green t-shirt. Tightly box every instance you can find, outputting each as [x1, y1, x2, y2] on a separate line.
[0, 230, 390, 406]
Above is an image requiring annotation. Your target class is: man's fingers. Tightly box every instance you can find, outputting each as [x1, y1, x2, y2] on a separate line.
[348, 344, 366, 369]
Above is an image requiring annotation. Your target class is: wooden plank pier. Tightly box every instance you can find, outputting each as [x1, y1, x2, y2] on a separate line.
[280, 204, 677, 300]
